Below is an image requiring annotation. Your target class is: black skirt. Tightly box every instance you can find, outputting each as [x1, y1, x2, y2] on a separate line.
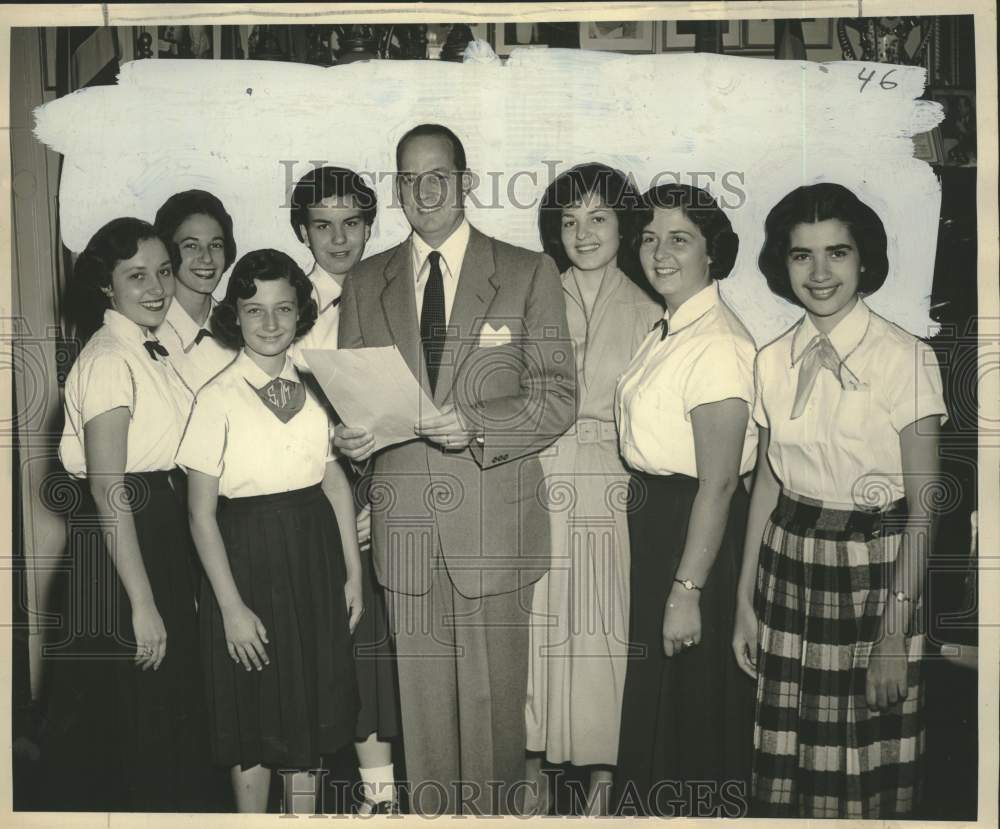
[614, 472, 755, 818]
[350, 470, 401, 743]
[202, 484, 359, 770]
[41, 471, 214, 812]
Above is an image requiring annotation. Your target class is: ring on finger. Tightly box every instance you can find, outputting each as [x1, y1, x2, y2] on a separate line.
[683, 638, 694, 647]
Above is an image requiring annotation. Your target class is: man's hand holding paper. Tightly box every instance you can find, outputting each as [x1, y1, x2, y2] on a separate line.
[303, 346, 441, 454]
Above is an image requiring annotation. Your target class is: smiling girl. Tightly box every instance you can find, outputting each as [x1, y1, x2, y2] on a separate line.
[288, 167, 376, 362]
[613, 184, 757, 816]
[47, 218, 212, 810]
[524, 163, 661, 816]
[153, 190, 239, 393]
[176, 249, 363, 813]
[734, 183, 946, 818]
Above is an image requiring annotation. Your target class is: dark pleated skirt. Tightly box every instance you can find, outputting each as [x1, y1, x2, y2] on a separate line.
[614, 472, 755, 818]
[350, 470, 401, 743]
[202, 484, 359, 770]
[41, 471, 214, 812]
[353, 548, 401, 741]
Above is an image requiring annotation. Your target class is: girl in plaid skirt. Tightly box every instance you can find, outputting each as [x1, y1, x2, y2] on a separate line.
[733, 183, 946, 818]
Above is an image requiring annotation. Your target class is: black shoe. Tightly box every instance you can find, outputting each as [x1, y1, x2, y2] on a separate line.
[357, 798, 400, 815]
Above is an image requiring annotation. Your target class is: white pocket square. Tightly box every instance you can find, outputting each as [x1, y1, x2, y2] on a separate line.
[479, 323, 512, 348]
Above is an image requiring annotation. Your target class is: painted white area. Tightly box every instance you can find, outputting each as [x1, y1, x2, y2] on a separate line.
[34, 47, 943, 343]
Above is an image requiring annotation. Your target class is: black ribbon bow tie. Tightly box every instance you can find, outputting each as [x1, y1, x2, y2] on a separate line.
[652, 318, 670, 341]
[143, 340, 170, 361]
[330, 296, 342, 308]
[193, 328, 212, 346]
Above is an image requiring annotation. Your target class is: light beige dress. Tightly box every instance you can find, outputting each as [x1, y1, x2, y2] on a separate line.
[525, 265, 662, 765]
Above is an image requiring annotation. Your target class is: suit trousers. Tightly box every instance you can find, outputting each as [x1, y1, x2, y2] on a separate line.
[389, 558, 533, 815]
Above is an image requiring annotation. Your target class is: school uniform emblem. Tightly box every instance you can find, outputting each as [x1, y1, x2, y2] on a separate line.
[249, 377, 305, 423]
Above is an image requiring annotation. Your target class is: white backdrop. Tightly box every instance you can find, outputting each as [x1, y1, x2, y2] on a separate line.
[34, 46, 943, 345]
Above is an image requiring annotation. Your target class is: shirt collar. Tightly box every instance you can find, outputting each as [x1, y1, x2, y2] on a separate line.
[662, 281, 720, 335]
[411, 218, 471, 281]
[104, 308, 156, 347]
[162, 296, 214, 350]
[308, 262, 343, 313]
[791, 298, 870, 364]
[234, 349, 299, 387]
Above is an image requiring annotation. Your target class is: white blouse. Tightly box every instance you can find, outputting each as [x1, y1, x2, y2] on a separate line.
[616, 281, 758, 477]
[60, 309, 193, 477]
[753, 299, 948, 506]
[175, 350, 334, 498]
[155, 297, 236, 393]
[290, 262, 344, 371]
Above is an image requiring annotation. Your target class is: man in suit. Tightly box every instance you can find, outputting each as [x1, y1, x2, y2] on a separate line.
[334, 123, 575, 814]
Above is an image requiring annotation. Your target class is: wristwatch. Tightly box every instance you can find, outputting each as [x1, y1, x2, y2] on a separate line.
[673, 577, 702, 592]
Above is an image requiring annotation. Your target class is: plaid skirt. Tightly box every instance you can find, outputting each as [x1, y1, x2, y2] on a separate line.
[752, 490, 924, 819]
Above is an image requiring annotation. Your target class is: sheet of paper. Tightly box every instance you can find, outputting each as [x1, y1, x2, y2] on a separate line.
[302, 346, 440, 451]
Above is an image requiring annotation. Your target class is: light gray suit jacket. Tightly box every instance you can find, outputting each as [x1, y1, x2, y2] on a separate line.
[338, 225, 577, 598]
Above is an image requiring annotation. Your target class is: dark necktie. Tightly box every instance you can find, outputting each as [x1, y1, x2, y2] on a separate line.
[652, 317, 669, 341]
[420, 250, 446, 392]
[193, 328, 212, 346]
[143, 340, 170, 361]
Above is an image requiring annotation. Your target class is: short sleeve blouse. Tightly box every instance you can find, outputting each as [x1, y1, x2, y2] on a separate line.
[753, 299, 947, 505]
[615, 281, 758, 477]
[175, 350, 334, 498]
[59, 310, 193, 476]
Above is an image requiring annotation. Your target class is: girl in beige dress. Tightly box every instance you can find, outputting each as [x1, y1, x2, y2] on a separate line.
[524, 163, 661, 815]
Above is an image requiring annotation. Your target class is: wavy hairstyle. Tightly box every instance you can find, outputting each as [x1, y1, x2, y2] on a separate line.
[210, 249, 317, 350]
[289, 166, 378, 242]
[538, 162, 643, 280]
[153, 189, 237, 273]
[69, 217, 168, 343]
[632, 184, 739, 280]
[757, 182, 889, 306]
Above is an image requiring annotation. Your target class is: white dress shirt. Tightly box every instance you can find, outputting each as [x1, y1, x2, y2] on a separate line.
[60, 309, 193, 477]
[410, 218, 471, 326]
[291, 262, 344, 370]
[616, 281, 758, 477]
[753, 299, 947, 506]
[175, 350, 334, 498]
[155, 297, 236, 394]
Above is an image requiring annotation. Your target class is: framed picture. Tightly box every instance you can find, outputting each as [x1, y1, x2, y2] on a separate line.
[912, 128, 945, 165]
[929, 88, 976, 165]
[741, 18, 834, 50]
[662, 20, 741, 51]
[489, 22, 580, 56]
[580, 20, 655, 53]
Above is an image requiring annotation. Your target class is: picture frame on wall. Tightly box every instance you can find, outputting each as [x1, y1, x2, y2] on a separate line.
[489, 22, 580, 56]
[742, 18, 834, 50]
[580, 20, 655, 53]
[662, 20, 741, 51]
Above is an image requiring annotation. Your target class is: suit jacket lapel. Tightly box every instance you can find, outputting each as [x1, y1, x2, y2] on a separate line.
[434, 226, 498, 407]
[379, 241, 428, 392]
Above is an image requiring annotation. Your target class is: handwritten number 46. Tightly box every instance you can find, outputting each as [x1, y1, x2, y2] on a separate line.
[858, 67, 899, 93]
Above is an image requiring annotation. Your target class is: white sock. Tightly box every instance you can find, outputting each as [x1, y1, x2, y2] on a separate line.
[359, 763, 395, 803]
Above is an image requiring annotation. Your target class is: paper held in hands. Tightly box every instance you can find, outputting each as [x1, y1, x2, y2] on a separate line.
[302, 347, 441, 451]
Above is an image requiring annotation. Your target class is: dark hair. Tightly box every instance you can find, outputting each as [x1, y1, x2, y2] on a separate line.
[69, 217, 168, 342]
[757, 182, 889, 305]
[396, 123, 468, 173]
[153, 189, 237, 272]
[289, 166, 378, 242]
[211, 249, 317, 350]
[538, 162, 643, 279]
[633, 184, 739, 280]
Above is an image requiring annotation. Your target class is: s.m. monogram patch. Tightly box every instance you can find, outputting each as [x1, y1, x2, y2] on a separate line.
[249, 377, 306, 423]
